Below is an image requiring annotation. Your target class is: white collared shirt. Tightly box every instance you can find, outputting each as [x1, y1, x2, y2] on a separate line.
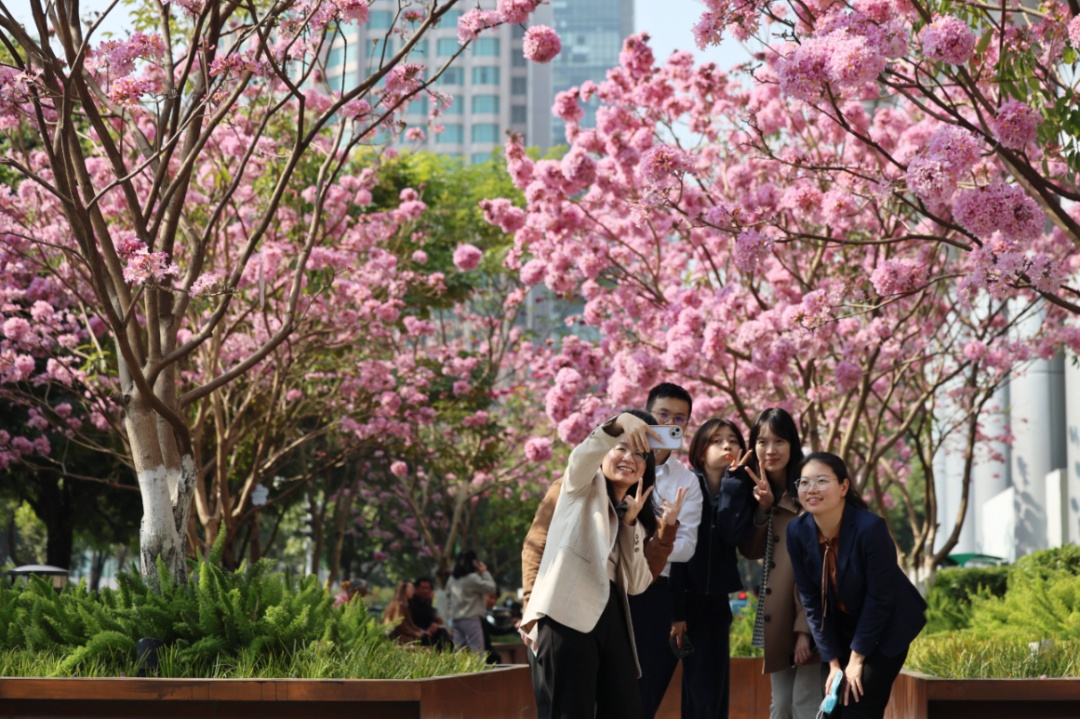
[653, 454, 703, 577]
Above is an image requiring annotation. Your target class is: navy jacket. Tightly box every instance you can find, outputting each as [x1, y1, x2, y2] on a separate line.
[671, 468, 756, 621]
[787, 506, 926, 662]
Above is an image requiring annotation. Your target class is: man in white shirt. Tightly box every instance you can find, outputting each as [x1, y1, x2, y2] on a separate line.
[630, 382, 704, 719]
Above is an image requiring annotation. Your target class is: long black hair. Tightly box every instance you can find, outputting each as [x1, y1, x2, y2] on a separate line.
[688, 418, 746, 474]
[451, 549, 480, 579]
[605, 408, 659, 538]
[801, 452, 869, 510]
[748, 407, 804, 500]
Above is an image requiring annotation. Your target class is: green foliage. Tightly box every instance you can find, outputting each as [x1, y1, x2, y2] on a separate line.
[907, 634, 1080, 679]
[924, 566, 1008, 633]
[966, 568, 1080, 641]
[0, 557, 486, 679]
[730, 597, 763, 658]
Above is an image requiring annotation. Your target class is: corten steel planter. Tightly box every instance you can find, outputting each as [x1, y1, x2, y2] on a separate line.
[656, 657, 772, 719]
[885, 669, 1080, 719]
[0, 665, 535, 719]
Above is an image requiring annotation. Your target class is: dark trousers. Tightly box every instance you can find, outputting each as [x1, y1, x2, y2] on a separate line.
[537, 584, 643, 719]
[821, 646, 908, 719]
[629, 578, 677, 719]
[681, 593, 733, 719]
[528, 645, 552, 719]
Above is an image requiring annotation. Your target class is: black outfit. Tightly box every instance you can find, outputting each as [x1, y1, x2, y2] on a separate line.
[788, 506, 927, 719]
[408, 595, 452, 650]
[670, 469, 755, 719]
[629, 577, 677, 718]
[537, 581, 644, 719]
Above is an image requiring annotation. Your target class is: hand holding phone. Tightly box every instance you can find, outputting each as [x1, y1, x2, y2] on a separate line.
[647, 425, 683, 450]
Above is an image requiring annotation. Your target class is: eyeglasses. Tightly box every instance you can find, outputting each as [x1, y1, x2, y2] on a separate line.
[795, 475, 836, 491]
[612, 445, 650, 461]
[654, 410, 689, 426]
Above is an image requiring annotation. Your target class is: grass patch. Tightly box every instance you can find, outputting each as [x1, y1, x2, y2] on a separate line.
[906, 634, 1080, 679]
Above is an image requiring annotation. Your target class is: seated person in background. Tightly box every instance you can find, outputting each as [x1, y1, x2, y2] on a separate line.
[409, 576, 453, 649]
[383, 580, 425, 643]
[480, 591, 502, 665]
[333, 578, 368, 607]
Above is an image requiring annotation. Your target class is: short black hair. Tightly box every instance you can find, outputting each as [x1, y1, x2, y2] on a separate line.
[414, 577, 433, 589]
[688, 418, 746, 473]
[646, 382, 693, 416]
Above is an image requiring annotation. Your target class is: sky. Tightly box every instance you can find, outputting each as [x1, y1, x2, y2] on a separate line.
[634, 0, 755, 72]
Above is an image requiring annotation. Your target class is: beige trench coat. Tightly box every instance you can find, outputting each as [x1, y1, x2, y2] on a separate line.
[740, 490, 814, 674]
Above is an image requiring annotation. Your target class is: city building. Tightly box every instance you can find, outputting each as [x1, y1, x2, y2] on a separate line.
[323, 1, 553, 161]
[548, 0, 634, 147]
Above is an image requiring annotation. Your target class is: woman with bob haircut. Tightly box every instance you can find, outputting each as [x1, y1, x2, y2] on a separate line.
[787, 452, 926, 718]
[671, 418, 758, 718]
[520, 408, 687, 719]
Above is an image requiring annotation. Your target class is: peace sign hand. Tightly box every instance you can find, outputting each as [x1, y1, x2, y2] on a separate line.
[732, 449, 773, 511]
[622, 476, 655, 526]
[659, 485, 689, 525]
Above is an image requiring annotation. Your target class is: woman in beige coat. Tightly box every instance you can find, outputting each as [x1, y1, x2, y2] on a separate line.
[737, 408, 822, 719]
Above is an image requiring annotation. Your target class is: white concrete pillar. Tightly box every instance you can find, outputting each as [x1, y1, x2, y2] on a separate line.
[1009, 351, 1066, 557]
[1064, 353, 1080, 545]
[972, 383, 1010, 556]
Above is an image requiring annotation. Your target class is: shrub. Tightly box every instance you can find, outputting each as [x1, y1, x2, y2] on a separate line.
[907, 634, 1080, 678]
[0, 558, 486, 679]
[923, 566, 1008, 634]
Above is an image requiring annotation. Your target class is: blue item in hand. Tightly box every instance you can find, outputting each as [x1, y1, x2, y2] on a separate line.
[819, 670, 842, 716]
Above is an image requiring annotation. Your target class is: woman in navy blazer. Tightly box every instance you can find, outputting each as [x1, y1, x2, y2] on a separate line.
[786, 453, 926, 718]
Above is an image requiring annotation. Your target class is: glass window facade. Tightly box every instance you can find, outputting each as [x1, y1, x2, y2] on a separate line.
[471, 95, 500, 113]
[511, 105, 527, 124]
[471, 123, 499, 142]
[437, 38, 459, 57]
[473, 38, 500, 56]
[472, 66, 500, 85]
[437, 66, 464, 85]
[437, 124, 464, 143]
[369, 10, 393, 29]
[511, 77, 527, 95]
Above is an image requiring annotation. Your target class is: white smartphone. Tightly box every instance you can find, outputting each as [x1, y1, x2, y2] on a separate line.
[647, 425, 683, 450]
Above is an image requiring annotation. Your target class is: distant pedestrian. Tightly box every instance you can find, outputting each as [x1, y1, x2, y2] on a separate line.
[447, 550, 496, 652]
[787, 453, 926, 719]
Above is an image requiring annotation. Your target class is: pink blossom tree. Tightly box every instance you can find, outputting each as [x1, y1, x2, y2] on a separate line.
[0, 0, 555, 583]
[483, 35, 1080, 576]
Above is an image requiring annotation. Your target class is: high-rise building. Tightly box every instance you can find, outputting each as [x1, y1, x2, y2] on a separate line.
[323, 1, 553, 161]
[548, 0, 634, 147]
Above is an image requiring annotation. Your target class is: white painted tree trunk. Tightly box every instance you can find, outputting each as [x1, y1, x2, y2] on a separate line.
[125, 400, 197, 584]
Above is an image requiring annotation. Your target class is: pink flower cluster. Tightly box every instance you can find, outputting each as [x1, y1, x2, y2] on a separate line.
[920, 16, 976, 65]
[870, 257, 926, 296]
[108, 76, 154, 107]
[523, 26, 562, 64]
[990, 100, 1039, 151]
[733, 229, 774, 272]
[479, 198, 526, 233]
[333, 0, 369, 24]
[122, 249, 181, 285]
[905, 125, 982, 204]
[524, 436, 553, 462]
[452, 244, 483, 271]
[640, 144, 694, 188]
[457, 8, 502, 43]
[1070, 16, 1080, 48]
[952, 182, 1045, 241]
[498, 0, 541, 25]
[93, 32, 166, 77]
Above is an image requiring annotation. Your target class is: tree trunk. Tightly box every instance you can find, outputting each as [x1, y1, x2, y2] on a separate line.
[125, 399, 196, 584]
